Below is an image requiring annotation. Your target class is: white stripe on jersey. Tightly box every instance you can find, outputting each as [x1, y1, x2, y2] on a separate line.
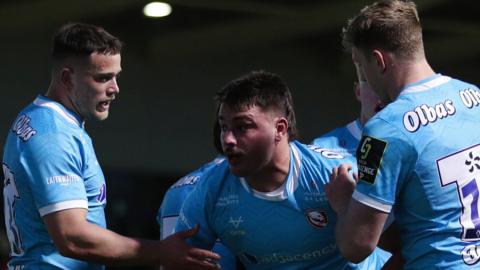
[352, 190, 392, 213]
[39, 199, 88, 216]
[33, 97, 81, 127]
[400, 75, 451, 95]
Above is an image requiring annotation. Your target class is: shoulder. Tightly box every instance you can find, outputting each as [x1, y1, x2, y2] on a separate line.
[169, 157, 226, 190]
[293, 141, 356, 171]
[181, 159, 231, 200]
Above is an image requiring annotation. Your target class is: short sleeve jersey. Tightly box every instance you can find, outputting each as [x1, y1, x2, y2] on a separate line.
[3, 95, 106, 269]
[157, 157, 237, 269]
[176, 140, 385, 269]
[353, 75, 480, 269]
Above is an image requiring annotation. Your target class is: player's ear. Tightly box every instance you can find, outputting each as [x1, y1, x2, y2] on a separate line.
[372, 50, 387, 73]
[275, 117, 288, 142]
[60, 67, 74, 90]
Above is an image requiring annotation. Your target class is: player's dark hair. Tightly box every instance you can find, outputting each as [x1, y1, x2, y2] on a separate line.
[215, 70, 298, 141]
[52, 22, 123, 63]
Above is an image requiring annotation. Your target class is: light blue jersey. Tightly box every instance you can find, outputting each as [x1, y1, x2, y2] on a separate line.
[176, 141, 385, 269]
[312, 119, 392, 265]
[354, 74, 480, 269]
[3, 95, 106, 270]
[311, 119, 362, 155]
[157, 156, 237, 269]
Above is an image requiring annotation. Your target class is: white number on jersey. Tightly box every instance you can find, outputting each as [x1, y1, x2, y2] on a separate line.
[3, 163, 24, 256]
[437, 144, 480, 241]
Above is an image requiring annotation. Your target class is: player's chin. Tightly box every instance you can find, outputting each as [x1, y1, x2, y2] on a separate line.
[93, 110, 109, 121]
[229, 164, 248, 177]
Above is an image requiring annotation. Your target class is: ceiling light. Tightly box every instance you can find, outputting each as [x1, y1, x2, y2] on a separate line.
[143, 2, 172, 18]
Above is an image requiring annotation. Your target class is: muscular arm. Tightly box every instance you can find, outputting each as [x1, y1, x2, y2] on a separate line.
[44, 208, 220, 269]
[325, 164, 388, 263]
[336, 198, 388, 263]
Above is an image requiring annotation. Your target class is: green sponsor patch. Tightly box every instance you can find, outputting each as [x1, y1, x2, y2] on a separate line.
[356, 136, 387, 184]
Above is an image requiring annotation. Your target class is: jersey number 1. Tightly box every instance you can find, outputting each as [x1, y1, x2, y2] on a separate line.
[437, 145, 480, 241]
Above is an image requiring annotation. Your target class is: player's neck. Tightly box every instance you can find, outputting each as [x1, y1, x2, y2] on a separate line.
[389, 59, 435, 100]
[46, 81, 84, 120]
[245, 141, 291, 192]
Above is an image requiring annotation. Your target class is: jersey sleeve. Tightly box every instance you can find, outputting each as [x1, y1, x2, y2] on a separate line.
[157, 194, 177, 240]
[353, 118, 416, 213]
[20, 132, 88, 216]
[175, 172, 218, 250]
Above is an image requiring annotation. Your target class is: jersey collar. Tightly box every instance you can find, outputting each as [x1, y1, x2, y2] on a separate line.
[33, 95, 84, 128]
[346, 119, 362, 140]
[239, 142, 301, 201]
[399, 74, 451, 96]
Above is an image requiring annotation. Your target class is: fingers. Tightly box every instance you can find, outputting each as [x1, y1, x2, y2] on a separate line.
[353, 172, 359, 182]
[191, 248, 221, 262]
[189, 249, 221, 269]
[188, 257, 221, 270]
[330, 163, 357, 186]
[337, 163, 353, 175]
[330, 166, 338, 182]
[330, 163, 353, 182]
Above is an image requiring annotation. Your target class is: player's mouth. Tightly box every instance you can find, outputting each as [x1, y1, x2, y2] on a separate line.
[226, 152, 243, 165]
[97, 100, 113, 112]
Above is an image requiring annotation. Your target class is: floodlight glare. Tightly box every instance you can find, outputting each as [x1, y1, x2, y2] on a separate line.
[143, 2, 172, 18]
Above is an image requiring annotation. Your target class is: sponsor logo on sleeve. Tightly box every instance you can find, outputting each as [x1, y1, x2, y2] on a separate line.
[46, 174, 81, 185]
[356, 136, 387, 184]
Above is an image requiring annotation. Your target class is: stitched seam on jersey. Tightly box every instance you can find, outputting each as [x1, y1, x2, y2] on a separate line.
[38, 200, 88, 216]
[352, 190, 392, 213]
[33, 97, 81, 127]
[346, 119, 362, 140]
[400, 75, 451, 95]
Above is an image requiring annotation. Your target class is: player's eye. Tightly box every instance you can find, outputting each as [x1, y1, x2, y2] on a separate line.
[94, 75, 113, 83]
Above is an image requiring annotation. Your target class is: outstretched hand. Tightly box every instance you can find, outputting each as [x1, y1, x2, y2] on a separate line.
[324, 163, 357, 214]
[161, 225, 221, 270]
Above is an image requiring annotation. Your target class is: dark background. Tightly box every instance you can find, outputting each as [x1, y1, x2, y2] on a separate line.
[0, 0, 479, 269]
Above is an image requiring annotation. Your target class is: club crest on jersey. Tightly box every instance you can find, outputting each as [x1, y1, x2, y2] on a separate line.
[305, 209, 328, 228]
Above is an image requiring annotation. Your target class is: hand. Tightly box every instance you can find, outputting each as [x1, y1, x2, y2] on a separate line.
[325, 163, 357, 214]
[161, 225, 221, 270]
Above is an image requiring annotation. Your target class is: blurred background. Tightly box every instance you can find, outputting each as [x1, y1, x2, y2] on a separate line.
[0, 0, 478, 269]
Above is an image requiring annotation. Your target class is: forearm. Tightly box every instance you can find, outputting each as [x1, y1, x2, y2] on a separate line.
[54, 220, 166, 265]
[335, 200, 384, 263]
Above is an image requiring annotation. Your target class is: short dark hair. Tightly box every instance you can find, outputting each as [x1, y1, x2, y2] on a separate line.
[342, 0, 424, 59]
[52, 22, 123, 62]
[215, 70, 298, 141]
